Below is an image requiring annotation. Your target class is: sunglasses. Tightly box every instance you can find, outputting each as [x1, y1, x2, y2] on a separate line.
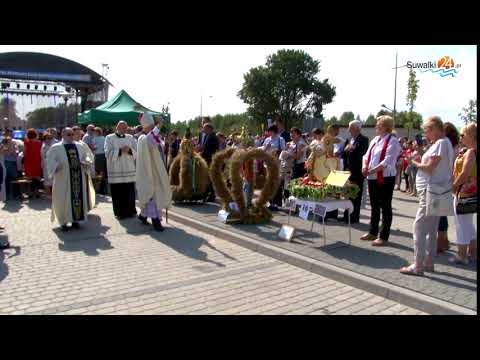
[65, 134, 74, 137]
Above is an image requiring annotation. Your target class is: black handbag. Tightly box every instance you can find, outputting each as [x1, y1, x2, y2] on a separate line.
[456, 185, 477, 214]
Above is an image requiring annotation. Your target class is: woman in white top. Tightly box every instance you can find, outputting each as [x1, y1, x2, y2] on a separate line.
[400, 116, 454, 276]
[40, 130, 59, 195]
[261, 124, 286, 210]
[361, 115, 402, 246]
[290, 127, 308, 179]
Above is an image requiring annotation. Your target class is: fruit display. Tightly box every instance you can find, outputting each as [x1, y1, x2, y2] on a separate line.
[288, 176, 359, 202]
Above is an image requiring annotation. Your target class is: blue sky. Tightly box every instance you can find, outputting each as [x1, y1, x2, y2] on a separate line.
[1, 45, 476, 127]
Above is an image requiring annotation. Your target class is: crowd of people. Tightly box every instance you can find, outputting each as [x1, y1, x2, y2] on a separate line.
[0, 114, 477, 277]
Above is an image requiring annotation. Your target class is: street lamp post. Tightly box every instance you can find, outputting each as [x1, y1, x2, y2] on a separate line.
[200, 95, 213, 120]
[391, 52, 408, 125]
[393, 52, 398, 124]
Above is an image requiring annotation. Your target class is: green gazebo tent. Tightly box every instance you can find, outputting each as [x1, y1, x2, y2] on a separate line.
[78, 89, 162, 126]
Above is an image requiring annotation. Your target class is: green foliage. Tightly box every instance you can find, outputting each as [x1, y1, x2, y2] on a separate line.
[376, 109, 392, 117]
[375, 108, 422, 130]
[324, 116, 338, 128]
[405, 69, 420, 137]
[0, 97, 22, 128]
[171, 113, 252, 137]
[365, 114, 376, 126]
[288, 178, 360, 201]
[238, 49, 336, 130]
[406, 69, 420, 113]
[26, 104, 79, 129]
[459, 99, 477, 124]
[339, 111, 355, 125]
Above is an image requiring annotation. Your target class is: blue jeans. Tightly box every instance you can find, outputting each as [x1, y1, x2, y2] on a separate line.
[4, 160, 19, 200]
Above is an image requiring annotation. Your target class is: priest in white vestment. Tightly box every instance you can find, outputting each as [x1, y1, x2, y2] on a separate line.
[136, 112, 172, 232]
[73, 126, 96, 178]
[46, 128, 96, 231]
[105, 121, 138, 219]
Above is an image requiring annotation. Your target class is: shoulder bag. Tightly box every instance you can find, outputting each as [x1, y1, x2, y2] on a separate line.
[426, 182, 454, 217]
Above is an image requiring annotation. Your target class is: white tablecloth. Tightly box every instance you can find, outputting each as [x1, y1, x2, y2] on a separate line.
[288, 196, 353, 214]
[286, 196, 354, 246]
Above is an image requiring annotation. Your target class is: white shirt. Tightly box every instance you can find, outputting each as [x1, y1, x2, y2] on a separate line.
[82, 133, 96, 149]
[104, 133, 137, 184]
[334, 136, 345, 156]
[261, 135, 286, 155]
[292, 138, 308, 164]
[363, 134, 402, 180]
[94, 136, 106, 155]
[415, 137, 454, 191]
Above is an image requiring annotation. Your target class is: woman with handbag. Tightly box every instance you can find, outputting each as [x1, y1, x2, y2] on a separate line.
[437, 122, 461, 253]
[400, 116, 454, 276]
[451, 123, 477, 265]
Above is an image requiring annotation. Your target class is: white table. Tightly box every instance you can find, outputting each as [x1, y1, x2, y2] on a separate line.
[286, 196, 354, 246]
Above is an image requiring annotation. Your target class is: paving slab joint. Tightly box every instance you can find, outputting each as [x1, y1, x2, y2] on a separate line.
[166, 209, 477, 316]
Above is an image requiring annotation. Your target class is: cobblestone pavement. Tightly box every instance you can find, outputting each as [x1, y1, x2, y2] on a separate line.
[170, 191, 477, 311]
[0, 197, 425, 315]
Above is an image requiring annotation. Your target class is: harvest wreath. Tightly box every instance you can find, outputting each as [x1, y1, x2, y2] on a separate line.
[210, 147, 280, 224]
[169, 129, 210, 202]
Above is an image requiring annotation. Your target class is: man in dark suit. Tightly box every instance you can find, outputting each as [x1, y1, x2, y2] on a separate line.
[199, 123, 219, 202]
[342, 120, 369, 224]
[200, 123, 219, 165]
[197, 117, 210, 147]
[274, 118, 291, 144]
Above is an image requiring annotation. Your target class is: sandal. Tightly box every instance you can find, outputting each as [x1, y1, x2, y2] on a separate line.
[372, 239, 387, 247]
[449, 255, 469, 266]
[400, 264, 424, 276]
[423, 263, 435, 272]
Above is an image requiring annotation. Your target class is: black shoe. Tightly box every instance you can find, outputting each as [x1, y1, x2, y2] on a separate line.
[72, 222, 80, 229]
[0, 241, 10, 250]
[138, 215, 149, 225]
[61, 225, 70, 232]
[152, 218, 164, 232]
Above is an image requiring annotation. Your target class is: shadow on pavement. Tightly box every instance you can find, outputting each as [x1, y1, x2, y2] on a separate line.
[116, 215, 153, 236]
[2, 201, 23, 213]
[424, 273, 477, 292]
[393, 196, 419, 204]
[24, 198, 51, 211]
[320, 244, 410, 270]
[56, 214, 114, 256]
[150, 226, 230, 267]
[0, 250, 7, 283]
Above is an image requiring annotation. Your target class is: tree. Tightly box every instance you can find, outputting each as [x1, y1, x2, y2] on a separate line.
[26, 103, 78, 129]
[459, 99, 477, 124]
[365, 114, 376, 126]
[405, 69, 420, 138]
[376, 109, 392, 117]
[355, 114, 362, 122]
[0, 96, 22, 129]
[339, 111, 355, 125]
[324, 116, 338, 127]
[238, 49, 336, 130]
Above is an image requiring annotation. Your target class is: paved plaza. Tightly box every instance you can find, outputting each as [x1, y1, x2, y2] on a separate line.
[0, 196, 427, 315]
[170, 191, 477, 312]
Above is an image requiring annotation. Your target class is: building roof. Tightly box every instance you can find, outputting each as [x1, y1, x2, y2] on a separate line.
[0, 52, 111, 89]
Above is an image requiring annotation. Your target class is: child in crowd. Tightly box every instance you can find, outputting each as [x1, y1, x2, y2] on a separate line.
[279, 143, 295, 201]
